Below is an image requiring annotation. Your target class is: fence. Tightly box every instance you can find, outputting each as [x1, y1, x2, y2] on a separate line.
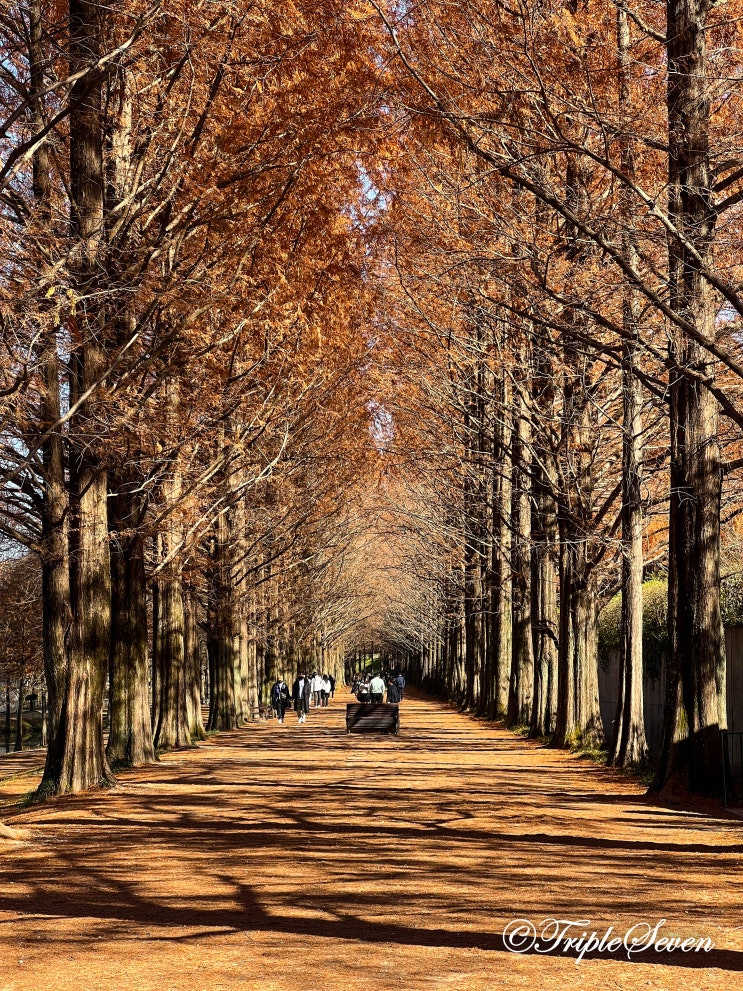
[598, 625, 743, 758]
[723, 731, 743, 806]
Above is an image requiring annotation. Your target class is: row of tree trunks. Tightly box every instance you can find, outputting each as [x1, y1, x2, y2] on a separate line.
[403, 0, 729, 794]
[410, 306, 605, 754]
[410, 330, 607, 755]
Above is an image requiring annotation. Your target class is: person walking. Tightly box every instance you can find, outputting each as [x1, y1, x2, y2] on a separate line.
[271, 678, 290, 723]
[293, 672, 311, 723]
[370, 673, 385, 703]
[395, 670, 405, 701]
[386, 676, 400, 704]
[328, 673, 336, 698]
[321, 674, 331, 706]
[310, 671, 323, 708]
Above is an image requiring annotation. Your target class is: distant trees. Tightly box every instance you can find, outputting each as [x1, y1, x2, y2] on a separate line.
[0, 555, 43, 753]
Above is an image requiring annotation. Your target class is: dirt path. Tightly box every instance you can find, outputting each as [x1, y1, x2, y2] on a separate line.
[1, 690, 742, 990]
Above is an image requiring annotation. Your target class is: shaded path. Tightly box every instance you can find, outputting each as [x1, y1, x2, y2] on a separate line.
[1, 691, 742, 990]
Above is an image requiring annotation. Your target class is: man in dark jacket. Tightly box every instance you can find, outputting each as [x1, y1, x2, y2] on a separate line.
[271, 678, 290, 723]
[292, 672, 311, 724]
[395, 671, 405, 701]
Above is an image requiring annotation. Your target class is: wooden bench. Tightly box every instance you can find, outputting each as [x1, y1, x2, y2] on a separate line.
[346, 702, 400, 735]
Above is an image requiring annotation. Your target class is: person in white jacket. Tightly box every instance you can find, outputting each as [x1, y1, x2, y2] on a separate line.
[320, 674, 331, 706]
[311, 672, 323, 708]
[370, 674, 385, 702]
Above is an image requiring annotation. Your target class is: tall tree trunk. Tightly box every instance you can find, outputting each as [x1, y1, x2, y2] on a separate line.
[230, 491, 249, 723]
[453, 600, 466, 702]
[610, 7, 648, 768]
[254, 563, 268, 704]
[102, 62, 154, 765]
[530, 456, 558, 738]
[184, 588, 206, 740]
[462, 326, 485, 711]
[53, 0, 113, 794]
[29, 0, 73, 795]
[207, 508, 239, 732]
[151, 567, 160, 731]
[154, 396, 190, 750]
[245, 587, 260, 718]
[154, 568, 190, 750]
[508, 363, 534, 727]
[235, 601, 249, 724]
[652, 0, 724, 794]
[14, 675, 24, 752]
[552, 151, 604, 752]
[107, 498, 154, 766]
[4, 683, 10, 755]
[491, 369, 512, 717]
[478, 381, 495, 717]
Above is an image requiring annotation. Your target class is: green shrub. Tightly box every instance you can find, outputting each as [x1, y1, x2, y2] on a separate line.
[597, 579, 668, 681]
[597, 590, 621, 667]
[600, 573, 743, 680]
[721, 573, 743, 626]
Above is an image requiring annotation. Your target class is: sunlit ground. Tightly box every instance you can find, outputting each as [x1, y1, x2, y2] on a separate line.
[1, 690, 742, 990]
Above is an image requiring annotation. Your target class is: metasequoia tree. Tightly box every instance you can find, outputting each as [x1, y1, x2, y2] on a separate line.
[652, 0, 725, 792]
[368, 0, 743, 791]
[610, 4, 648, 768]
[1, 0, 385, 791]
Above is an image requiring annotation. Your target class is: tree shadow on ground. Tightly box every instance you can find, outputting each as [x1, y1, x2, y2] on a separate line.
[2, 690, 741, 978]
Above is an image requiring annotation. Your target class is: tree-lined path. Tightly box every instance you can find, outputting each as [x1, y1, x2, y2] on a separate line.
[1, 693, 742, 991]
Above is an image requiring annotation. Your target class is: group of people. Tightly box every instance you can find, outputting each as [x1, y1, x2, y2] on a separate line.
[270, 672, 335, 724]
[269, 668, 406, 724]
[351, 670, 405, 704]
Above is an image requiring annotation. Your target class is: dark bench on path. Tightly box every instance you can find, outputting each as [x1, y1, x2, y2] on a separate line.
[346, 702, 399, 734]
